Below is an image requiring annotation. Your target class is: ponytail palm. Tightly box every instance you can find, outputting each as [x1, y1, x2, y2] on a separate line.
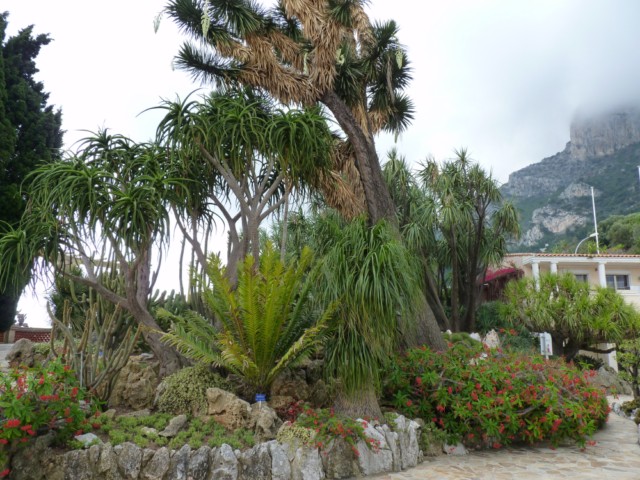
[315, 215, 420, 418]
[161, 243, 334, 393]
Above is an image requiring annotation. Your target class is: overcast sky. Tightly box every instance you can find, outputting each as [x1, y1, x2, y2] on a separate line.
[5, 0, 640, 326]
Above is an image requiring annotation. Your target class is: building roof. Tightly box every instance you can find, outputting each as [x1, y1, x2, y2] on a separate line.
[483, 267, 520, 282]
[506, 253, 640, 259]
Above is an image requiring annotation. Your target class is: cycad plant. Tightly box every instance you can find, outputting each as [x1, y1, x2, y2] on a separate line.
[161, 243, 334, 394]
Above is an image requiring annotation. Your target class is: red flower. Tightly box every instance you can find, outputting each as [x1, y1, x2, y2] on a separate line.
[0, 468, 10, 478]
[0, 439, 8, 445]
[405, 400, 412, 407]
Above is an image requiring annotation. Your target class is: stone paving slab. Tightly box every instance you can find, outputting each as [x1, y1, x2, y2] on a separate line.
[373, 397, 640, 480]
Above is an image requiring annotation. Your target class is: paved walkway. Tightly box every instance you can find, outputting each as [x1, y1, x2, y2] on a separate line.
[374, 396, 640, 480]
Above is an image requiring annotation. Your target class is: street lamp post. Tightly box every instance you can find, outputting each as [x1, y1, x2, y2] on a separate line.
[575, 232, 598, 255]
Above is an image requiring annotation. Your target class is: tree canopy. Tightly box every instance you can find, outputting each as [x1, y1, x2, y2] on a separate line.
[0, 13, 63, 331]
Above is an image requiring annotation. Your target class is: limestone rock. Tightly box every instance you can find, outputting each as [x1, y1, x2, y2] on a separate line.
[589, 367, 633, 395]
[355, 421, 392, 476]
[98, 442, 120, 477]
[251, 402, 283, 442]
[268, 441, 292, 480]
[109, 354, 160, 410]
[320, 438, 359, 479]
[393, 415, 422, 468]
[269, 395, 296, 414]
[209, 444, 238, 480]
[308, 380, 330, 409]
[65, 450, 93, 480]
[188, 446, 211, 480]
[141, 447, 171, 480]
[482, 330, 501, 349]
[168, 444, 191, 480]
[74, 432, 102, 448]
[7, 338, 35, 368]
[116, 442, 143, 479]
[10, 433, 64, 480]
[159, 414, 188, 437]
[238, 443, 272, 479]
[443, 442, 468, 455]
[291, 447, 324, 480]
[271, 370, 310, 401]
[206, 388, 252, 430]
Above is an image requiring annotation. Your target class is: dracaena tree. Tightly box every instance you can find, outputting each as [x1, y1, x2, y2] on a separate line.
[0, 131, 188, 375]
[163, 0, 447, 355]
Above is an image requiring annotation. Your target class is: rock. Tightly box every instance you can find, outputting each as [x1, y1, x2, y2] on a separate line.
[238, 443, 272, 479]
[74, 432, 102, 448]
[109, 354, 160, 410]
[116, 442, 143, 479]
[10, 433, 64, 480]
[271, 370, 310, 401]
[308, 380, 330, 409]
[206, 388, 252, 431]
[380, 424, 401, 472]
[291, 447, 324, 480]
[268, 441, 292, 480]
[98, 442, 120, 477]
[209, 444, 239, 480]
[188, 446, 211, 480]
[393, 415, 422, 468]
[141, 447, 171, 480]
[443, 442, 468, 455]
[251, 402, 283, 442]
[305, 360, 324, 385]
[320, 438, 359, 479]
[6, 338, 35, 368]
[269, 395, 297, 414]
[102, 409, 117, 420]
[169, 444, 191, 480]
[65, 450, 93, 480]
[159, 414, 188, 437]
[355, 421, 392, 476]
[589, 367, 633, 395]
[482, 330, 501, 349]
[141, 427, 158, 437]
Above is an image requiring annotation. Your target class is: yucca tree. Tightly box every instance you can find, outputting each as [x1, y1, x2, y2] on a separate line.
[164, 0, 413, 225]
[501, 273, 640, 361]
[161, 243, 333, 393]
[0, 131, 189, 375]
[152, 88, 334, 285]
[383, 149, 520, 332]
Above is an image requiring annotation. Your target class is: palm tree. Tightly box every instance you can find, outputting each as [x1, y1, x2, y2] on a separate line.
[313, 214, 420, 418]
[0, 131, 188, 375]
[383, 149, 520, 332]
[152, 88, 335, 284]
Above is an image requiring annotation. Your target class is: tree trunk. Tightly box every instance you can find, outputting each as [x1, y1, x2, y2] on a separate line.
[321, 91, 445, 349]
[334, 384, 384, 421]
[0, 292, 19, 332]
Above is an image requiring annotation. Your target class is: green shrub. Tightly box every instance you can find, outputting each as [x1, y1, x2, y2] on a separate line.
[157, 365, 232, 415]
[573, 354, 604, 371]
[384, 343, 609, 449]
[0, 358, 98, 475]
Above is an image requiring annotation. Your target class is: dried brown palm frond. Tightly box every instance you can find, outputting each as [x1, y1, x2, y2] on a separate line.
[350, 2, 375, 48]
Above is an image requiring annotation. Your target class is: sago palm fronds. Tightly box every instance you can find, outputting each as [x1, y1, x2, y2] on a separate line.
[161, 243, 334, 392]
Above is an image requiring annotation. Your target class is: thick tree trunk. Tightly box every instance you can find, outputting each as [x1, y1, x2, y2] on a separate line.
[0, 292, 19, 332]
[321, 90, 445, 352]
[334, 384, 384, 421]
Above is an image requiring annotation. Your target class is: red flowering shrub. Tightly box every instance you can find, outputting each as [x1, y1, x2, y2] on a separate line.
[0, 358, 97, 476]
[384, 343, 609, 449]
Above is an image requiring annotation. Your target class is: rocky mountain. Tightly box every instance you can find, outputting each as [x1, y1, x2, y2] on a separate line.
[501, 106, 640, 249]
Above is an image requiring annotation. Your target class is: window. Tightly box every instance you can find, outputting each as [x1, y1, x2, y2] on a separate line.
[574, 274, 588, 283]
[606, 274, 630, 291]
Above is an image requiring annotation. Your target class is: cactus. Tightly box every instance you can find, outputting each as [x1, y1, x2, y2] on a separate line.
[48, 298, 140, 403]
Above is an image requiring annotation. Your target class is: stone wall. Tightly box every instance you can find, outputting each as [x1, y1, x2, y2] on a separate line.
[11, 415, 424, 480]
